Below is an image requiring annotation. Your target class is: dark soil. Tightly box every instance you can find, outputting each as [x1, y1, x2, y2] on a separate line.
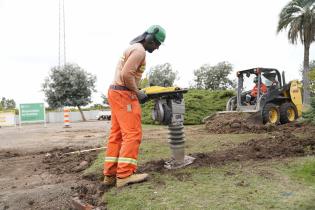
[0, 121, 110, 210]
[204, 112, 314, 134]
[40, 148, 108, 209]
[193, 132, 315, 167]
[140, 131, 315, 173]
[42, 147, 98, 175]
[71, 182, 108, 210]
[0, 151, 20, 160]
[0, 147, 107, 210]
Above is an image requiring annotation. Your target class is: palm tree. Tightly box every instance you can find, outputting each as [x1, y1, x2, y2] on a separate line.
[277, 0, 315, 105]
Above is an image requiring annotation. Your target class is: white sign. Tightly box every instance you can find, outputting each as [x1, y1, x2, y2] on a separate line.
[0, 111, 16, 126]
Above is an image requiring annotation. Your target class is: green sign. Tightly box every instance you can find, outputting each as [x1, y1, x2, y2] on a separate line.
[20, 103, 45, 123]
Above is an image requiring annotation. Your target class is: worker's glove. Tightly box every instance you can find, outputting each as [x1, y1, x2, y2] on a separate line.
[137, 90, 148, 104]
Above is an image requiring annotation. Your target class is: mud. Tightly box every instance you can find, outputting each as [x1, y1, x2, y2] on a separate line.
[204, 112, 314, 134]
[141, 131, 315, 173]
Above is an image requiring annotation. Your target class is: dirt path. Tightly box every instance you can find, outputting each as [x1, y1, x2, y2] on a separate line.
[0, 121, 110, 210]
[0, 121, 109, 152]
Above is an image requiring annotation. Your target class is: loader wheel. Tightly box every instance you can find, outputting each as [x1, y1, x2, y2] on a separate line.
[279, 102, 297, 124]
[262, 103, 280, 124]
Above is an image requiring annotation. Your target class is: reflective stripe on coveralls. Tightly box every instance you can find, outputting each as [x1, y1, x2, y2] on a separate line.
[104, 89, 142, 179]
[105, 157, 138, 165]
[105, 156, 118, 163]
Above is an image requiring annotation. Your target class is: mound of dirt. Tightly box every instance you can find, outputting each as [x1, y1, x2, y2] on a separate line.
[204, 112, 314, 134]
[140, 131, 315, 172]
[204, 112, 276, 134]
[193, 132, 315, 167]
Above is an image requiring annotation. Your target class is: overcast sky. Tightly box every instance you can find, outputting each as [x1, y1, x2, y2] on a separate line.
[0, 0, 314, 106]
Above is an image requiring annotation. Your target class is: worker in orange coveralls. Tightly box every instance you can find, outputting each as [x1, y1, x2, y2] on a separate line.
[251, 77, 267, 97]
[246, 77, 267, 104]
[103, 25, 166, 188]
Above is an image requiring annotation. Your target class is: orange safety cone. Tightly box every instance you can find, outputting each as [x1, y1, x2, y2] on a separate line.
[63, 107, 71, 128]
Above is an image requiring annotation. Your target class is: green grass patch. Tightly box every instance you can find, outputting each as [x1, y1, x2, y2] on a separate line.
[139, 125, 263, 163]
[286, 157, 315, 186]
[105, 162, 315, 210]
[85, 125, 315, 209]
[83, 152, 104, 180]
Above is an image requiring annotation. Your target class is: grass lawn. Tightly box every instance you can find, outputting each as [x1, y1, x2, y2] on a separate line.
[85, 125, 315, 210]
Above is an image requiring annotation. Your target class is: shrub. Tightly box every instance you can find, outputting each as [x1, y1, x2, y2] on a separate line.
[302, 97, 315, 124]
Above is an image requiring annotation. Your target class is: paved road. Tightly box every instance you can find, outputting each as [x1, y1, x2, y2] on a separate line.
[0, 121, 111, 153]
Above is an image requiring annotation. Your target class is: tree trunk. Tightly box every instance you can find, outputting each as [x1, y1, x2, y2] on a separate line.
[77, 106, 86, 121]
[303, 43, 310, 105]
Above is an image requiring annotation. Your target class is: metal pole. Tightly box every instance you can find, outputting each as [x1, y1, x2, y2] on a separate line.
[58, 0, 61, 67]
[62, 0, 66, 66]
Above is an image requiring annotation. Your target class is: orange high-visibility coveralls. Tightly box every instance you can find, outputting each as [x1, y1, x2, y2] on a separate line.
[250, 83, 267, 97]
[104, 43, 146, 178]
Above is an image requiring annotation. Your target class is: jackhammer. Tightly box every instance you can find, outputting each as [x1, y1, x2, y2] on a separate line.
[143, 86, 195, 169]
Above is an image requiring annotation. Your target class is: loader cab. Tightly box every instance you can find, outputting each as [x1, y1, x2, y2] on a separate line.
[236, 68, 282, 111]
[225, 67, 301, 125]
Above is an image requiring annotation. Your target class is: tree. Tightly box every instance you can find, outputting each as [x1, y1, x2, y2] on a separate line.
[193, 61, 235, 90]
[101, 94, 109, 105]
[147, 63, 178, 87]
[0, 97, 16, 110]
[277, 0, 315, 105]
[42, 63, 96, 121]
[139, 77, 149, 89]
[308, 60, 315, 94]
[90, 103, 106, 110]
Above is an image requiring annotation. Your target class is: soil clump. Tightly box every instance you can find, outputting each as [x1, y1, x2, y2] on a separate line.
[204, 112, 314, 134]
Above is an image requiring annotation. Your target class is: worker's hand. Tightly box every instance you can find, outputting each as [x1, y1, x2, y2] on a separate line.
[137, 90, 148, 104]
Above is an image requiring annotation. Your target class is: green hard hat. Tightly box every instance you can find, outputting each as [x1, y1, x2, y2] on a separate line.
[146, 25, 166, 44]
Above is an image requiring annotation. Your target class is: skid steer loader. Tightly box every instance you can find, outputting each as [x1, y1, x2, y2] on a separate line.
[224, 67, 302, 124]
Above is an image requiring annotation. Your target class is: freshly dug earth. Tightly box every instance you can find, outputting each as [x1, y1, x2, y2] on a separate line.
[0, 121, 110, 210]
[41, 148, 108, 209]
[42, 147, 98, 175]
[0, 147, 107, 210]
[140, 131, 315, 173]
[193, 131, 315, 167]
[204, 112, 313, 134]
